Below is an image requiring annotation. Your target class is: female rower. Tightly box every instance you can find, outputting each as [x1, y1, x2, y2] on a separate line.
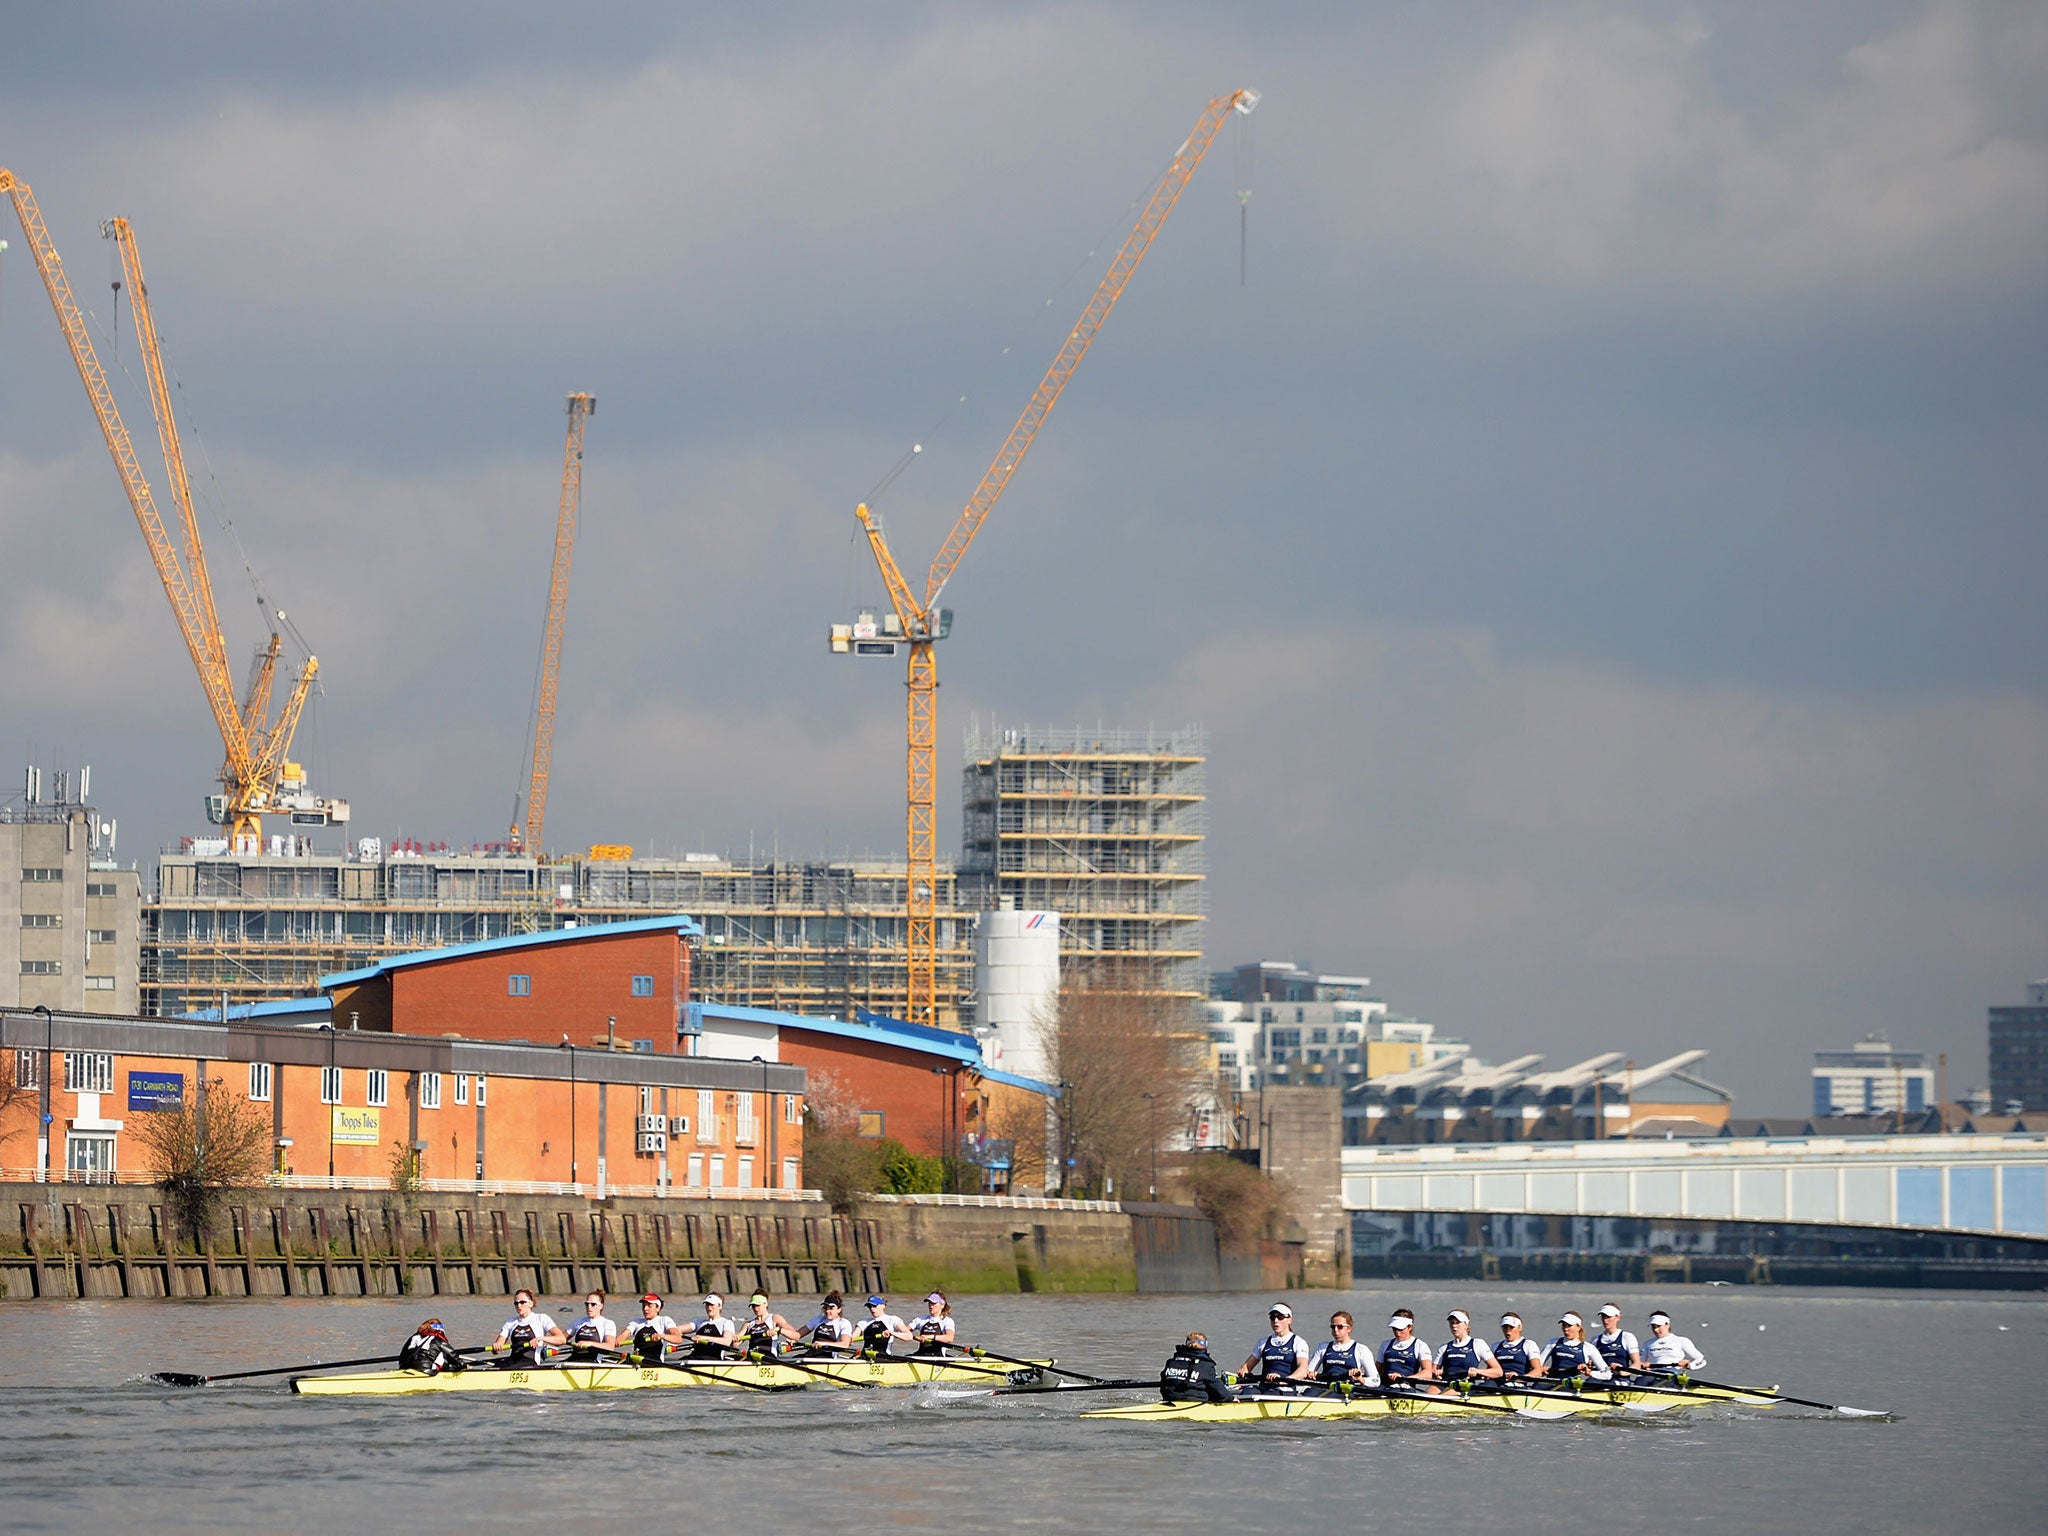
[689, 1293, 743, 1360]
[623, 1294, 686, 1362]
[1592, 1304, 1644, 1374]
[908, 1291, 958, 1356]
[1641, 1311, 1707, 1374]
[1540, 1312, 1614, 1386]
[1377, 1309, 1436, 1386]
[798, 1294, 857, 1355]
[1240, 1302, 1313, 1388]
[489, 1289, 566, 1368]
[564, 1290, 618, 1363]
[741, 1292, 797, 1358]
[1434, 1309, 1504, 1387]
[859, 1295, 913, 1355]
[1493, 1313, 1544, 1379]
[1305, 1311, 1379, 1391]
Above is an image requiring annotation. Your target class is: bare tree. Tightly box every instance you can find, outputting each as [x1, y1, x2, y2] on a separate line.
[0, 1049, 37, 1159]
[799, 1066, 883, 1213]
[1036, 961, 1203, 1199]
[128, 1074, 275, 1246]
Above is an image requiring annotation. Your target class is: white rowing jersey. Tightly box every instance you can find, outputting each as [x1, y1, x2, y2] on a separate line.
[498, 1315, 555, 1345]
[694, 1315, 739, 1341]
[806, 1315, 856, 1345]
[566, 1316, 618, 1347]
[1643, 1333, 1707, 1370]
[631, 1314, 681, 1340]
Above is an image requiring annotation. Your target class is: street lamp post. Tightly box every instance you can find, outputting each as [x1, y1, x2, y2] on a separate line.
[752, 1055, 773, 1187]
[1142, 1092, 1159, 1200]
[320, 1023, 336, 1180]
[930, 1065, 953, 1192]
[32, 1005, 53, 1184]
[560, 1038, 578, 1191]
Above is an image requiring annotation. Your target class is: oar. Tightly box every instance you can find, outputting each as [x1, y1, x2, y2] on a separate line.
[151, 1345, 489, 1388]
[965, 1347, 1099, 1383]
[1641, 1373, 1886, 1417]
[990, 1378, 1156, 1396]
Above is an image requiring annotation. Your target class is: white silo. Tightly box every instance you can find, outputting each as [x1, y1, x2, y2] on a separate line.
[974, 905, 1060, 1081]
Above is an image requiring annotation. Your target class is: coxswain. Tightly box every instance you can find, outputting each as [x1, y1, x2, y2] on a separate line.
[689, 1293, 744, 1360]
[796, 1293, 857, 1356]
[1305, 1311, 1379, 1393]
[623, 1294, 686, 1363]
[1160, 1331, 1233, 1404]
[1239, 1302, 1313, 1389]
[742, 1292, 796, 1359]
[859, 1295, 913, 1356]
[908, 1291, 958, 1356]
[488, 1289, 566, 1368]
[1591, 1304, 1643, 1374]
[1377, 1308, 1436, 1387]
[565, 1290, 619, 1363]
[398, 1318, 467, 1376]
[1540, 1312, 1614, 1388]
[1493, 1313, 1545, 1379]
[1640, 1311, 1707, 1375]
[1434, 1309, 1504, 1389]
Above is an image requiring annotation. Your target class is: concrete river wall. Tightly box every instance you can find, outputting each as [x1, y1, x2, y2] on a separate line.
[0, 1187, 1262, 1301]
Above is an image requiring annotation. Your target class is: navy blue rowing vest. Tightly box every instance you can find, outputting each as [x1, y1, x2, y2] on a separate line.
[1593, 1332, 1633, 1372]
[1316, 1339, 1367, 1382]
[1256, 1333, 1302, 1377]
[1548, 1338, 1597, 1377]
[1494, 1337, 1537, 1375]
[1379, 1336, 1425, 1379]
[1437, 1336, 1483, 1381]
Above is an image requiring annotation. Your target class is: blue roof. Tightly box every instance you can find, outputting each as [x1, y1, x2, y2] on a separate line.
[318, 914, 700, 990]
[179, 996, 333, 1024]
[755, 1003, 1059, 1097]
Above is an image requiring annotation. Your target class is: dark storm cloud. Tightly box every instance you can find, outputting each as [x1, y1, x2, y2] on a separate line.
[2, 2, 2044, 1106]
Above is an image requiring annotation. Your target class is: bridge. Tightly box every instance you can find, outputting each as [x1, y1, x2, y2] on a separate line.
[1342, 1131, 2048, 1242]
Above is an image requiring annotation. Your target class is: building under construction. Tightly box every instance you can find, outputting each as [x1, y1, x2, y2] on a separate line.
[144, 725, 1205, 1026]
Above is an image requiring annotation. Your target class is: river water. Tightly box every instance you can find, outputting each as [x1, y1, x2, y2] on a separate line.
[1, 1282, 2043, 1533]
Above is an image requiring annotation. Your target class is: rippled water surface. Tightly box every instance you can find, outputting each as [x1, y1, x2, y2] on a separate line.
[2, 1283, 2043, 1533]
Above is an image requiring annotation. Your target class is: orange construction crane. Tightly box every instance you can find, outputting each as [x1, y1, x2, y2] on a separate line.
[828, 88, 1258, 1026]
[1, 171, 346, 848]
[511, 392, 596, 855]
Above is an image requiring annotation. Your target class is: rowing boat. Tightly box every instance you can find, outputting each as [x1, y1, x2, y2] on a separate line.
[1081, 1378, 1783, 1423]
[290, 1354, 1049, 1397]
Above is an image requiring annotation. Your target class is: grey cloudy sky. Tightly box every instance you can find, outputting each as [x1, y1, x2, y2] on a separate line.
[3, 1, 2044, 1109]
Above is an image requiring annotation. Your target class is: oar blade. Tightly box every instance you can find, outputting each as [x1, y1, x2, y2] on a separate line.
[1513, 1406, 1575, 1420]
[1833, 1404, 1888, 1418]
[148, 1371, 209, 1388]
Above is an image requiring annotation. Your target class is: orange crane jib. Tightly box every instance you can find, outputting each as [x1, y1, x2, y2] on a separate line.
[513, 392, 596, 857]
[839, 88, 1258, 1027]
[2, 171, 322, 845]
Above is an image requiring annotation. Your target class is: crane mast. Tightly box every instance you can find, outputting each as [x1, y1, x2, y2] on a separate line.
[513, 392, 596, 855]
[1, 172, 344, 847]
[830, 88, 1258, 1026]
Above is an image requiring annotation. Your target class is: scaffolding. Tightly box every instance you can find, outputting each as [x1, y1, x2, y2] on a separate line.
[960, 721, 1208, 998]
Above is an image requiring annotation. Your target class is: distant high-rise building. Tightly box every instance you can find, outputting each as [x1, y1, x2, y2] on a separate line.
[1810, 1032, 1934, 1117]
[1989, 981, 2048, 1114]
[2, 766, 141, 1015]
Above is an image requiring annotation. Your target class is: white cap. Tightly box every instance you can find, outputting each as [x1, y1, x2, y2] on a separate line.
[703, 1293, 722, 1306]
[1559, 1312, 1584, 1327]
[1648, 1312, 1672, 1326]
[1446, 1310, 1470, 1324]
[1388, 1316, 1412, 1330]
[1598, 1305, 1621, 1318]
[1268, 1303, 1293, 1318]
[1500, 1313, 1522, 1327]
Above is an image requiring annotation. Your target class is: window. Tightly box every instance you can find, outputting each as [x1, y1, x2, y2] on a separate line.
[21, 913, 61, 928]
[14, 1050, 38, 1089]
[22, 868, 63, 883]
[420, 1073, 442, 1110]
[709, 1154, 726, 1189]
[474, 1074, 486, 1106]
[638, 1085, 657, 1115]
[454, 1073, 469, 1106]
[84, 976, 115, 991]
[1310, 1028, 1329, 1045]
[21, 961, 61, 976]
[736, 1094, 757, 1146]
[64, 1053, 113, 1094]
[685, 1152, 704, 1187]
[366, 1068, 388, 1107]
[697, 1089, 717, 1143]
[66, 1133, 115, 1183]
[857, 1110, 885, 1139]
[630, 975, 654, 997]
[88, 929, 116, 944]
[784, 1094, 801, 1124]
[507, 974, 531, 997]
[781, 1156, 798, 1191]
[248, 1062, 273, 1101]
[737, 1155, 754, 1189]
[632, 1039, 654, 1053]
[86, 882, 117, 897]
[321, 1067, 343, 1105]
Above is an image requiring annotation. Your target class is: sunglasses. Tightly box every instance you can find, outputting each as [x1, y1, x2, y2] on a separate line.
[586, 1300, 604, 1307]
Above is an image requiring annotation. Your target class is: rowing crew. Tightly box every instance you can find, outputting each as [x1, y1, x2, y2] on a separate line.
[1161, 1301, 1707, 1404]
[399, 1287, 965, 1374]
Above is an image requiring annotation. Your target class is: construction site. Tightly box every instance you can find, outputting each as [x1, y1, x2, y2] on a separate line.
[0, 91, 1250, 1034]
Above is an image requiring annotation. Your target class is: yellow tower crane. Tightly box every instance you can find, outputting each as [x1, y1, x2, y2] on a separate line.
[828, 88, 1258, 1026]
[511, 392, 596, 855]
[1, 171, 345, 848]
